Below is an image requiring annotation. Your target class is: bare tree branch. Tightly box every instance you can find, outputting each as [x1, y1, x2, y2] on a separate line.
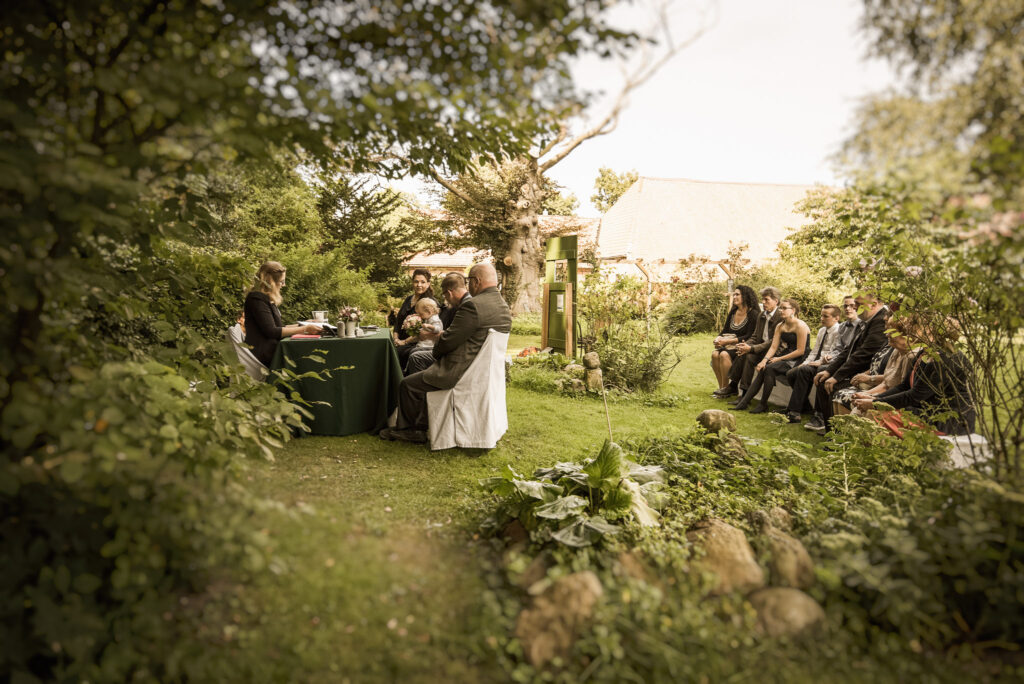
[540, 0, 716, 173]
[425, 165, 481, 209]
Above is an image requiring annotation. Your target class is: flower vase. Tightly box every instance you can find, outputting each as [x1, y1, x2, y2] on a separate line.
[345, 320, 357, 337]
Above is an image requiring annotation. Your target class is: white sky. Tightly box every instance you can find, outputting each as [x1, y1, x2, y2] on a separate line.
[394, 0, 899, 216]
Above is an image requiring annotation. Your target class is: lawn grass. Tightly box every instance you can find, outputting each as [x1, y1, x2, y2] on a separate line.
[238, 333, 822, 680]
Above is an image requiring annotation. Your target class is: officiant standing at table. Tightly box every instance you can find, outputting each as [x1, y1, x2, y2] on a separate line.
[381, 263, 511, 444]
[244, 261, 321, 366]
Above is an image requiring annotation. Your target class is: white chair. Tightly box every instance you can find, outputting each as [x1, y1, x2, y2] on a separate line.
[426, 329, 510, 451]
[227, 324, 268, 381]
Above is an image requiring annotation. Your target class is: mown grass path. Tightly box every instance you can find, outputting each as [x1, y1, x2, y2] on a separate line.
[239, 334, 821, 681]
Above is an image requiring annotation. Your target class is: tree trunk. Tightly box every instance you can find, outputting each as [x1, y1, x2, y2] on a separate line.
[496, 160, 545, 314]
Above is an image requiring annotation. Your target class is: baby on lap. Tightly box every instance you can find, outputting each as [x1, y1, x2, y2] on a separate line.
[414, 298, 443, 349]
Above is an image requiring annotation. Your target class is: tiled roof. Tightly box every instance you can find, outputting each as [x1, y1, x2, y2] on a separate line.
[596, 177, 819, 266]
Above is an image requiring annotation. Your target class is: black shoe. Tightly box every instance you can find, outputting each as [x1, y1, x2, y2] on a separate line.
[731, 400, 749, 410]
[786, 412, 801, 424]
[749, 404, 768, 414]
[379, 427, 397, 441]
[803, 415, 826, 434]
[391, 429, 428, 444]
[712, 386, 737, 398]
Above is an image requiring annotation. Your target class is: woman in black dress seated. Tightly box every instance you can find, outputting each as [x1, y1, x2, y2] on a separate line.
[733, 298, 811, 413]
[244, 261, 320, 367]
[853, 323, 975, 435]
[711, 285, 760, 393]
[391, 268, 441, 369]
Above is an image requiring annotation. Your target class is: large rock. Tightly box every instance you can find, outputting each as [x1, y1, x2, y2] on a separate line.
[686, 519, 765, 596]
[697, 409, 737, 433]
[763, 527, 815, 589]
[748, 587, 825, 637]
[569, 378, 585, 393]
[582, 351, 601, 369]
[563, 363, 585, 376]
[584, 367, 604, 393]
[749, 509, 813, 588]
[514, 571, 603, 667]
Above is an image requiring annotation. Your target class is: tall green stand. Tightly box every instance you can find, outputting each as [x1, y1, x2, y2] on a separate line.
[541, 236, 578, 358]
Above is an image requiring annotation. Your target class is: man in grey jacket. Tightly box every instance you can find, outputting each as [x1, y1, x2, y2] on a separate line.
[381, 263, 512, 443]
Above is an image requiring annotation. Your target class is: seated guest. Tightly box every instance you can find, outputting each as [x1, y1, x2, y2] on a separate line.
[782, 303, 843, 422]
[407, 273, 471, 375]
[732, 298, 810, 413]
[834, 315, 922, 415]
[381, 263, 511, 444]
[392, 268, 440, 367]
[711, 285, 760, 395]
[243, 261, 321, 366]
[439, 272, 470, 329]
[853, 322, 975, 435]
[805, 293, 890, 434]
[713, 287, 781, 398]
[401, 297, 443, 371]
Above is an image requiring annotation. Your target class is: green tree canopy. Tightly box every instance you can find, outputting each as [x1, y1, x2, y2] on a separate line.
[591, 167, 639, 213]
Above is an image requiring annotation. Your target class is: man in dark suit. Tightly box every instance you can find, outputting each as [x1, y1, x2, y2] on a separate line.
[713, 287, 781, 398]
[405, 272, 472, 375]
[804, 294, 889, 433]
[381, 263, 511, 443]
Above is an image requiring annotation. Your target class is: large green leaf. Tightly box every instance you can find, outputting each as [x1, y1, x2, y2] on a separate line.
[601, 484, 633, 520]
[622, 479, 661, 527]
[512, 480, 565, 502]
[582, 440, 627, 491]
[627, 461, 666, 485]
[550, 516, 621, 548]
[534, 495, 589, 520]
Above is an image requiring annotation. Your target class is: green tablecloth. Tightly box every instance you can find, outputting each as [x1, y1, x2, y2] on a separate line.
[269, 330, 403, 436]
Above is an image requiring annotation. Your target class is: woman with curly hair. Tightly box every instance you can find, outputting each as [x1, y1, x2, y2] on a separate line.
[711, 285, 760, 393]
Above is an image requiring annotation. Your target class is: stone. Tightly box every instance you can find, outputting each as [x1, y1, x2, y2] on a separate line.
[686, 519, 765, 596]
[748, 506, 792, 533]
[616, 551, 651, 583]
[763, 527, 815, 589]
[563, 363, 584, 375]
[502, 520, 528, 544]
[517, 553, 551, 591]
[570, 378, 585, 393]
[514, 571, 603, 668]
[584, 367, 604, 393]
[582, 351, 601, 370]
[715, 432, 748, 461]
[697, 409, 737, 433]
[748, 587, 825, 638]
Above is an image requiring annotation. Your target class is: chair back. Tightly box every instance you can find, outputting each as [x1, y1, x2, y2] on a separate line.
[227, 324, 268, 381]
[426, 329, 509, 450]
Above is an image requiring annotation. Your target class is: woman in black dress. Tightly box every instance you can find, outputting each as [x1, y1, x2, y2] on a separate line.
[711, 285, 760, 393]
[243, 261, 320, 366]
[733, 298, 811, 413]
[391, 268, 439, 368]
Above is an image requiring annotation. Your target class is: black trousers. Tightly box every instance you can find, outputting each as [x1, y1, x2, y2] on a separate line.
[737, 359, 793, 408]
[395, 370, 436, 431]
[728, 349, 767, 391]
[814, 378, 851, 425]
[785, 364, 817, 414]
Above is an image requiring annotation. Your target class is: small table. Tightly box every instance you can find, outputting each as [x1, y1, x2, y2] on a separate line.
[269, 330, 403, 436]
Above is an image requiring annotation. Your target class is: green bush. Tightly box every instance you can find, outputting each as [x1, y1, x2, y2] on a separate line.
[510, 312, 543, 336]
[663, 281, 729, 335]
[743, 260, 843, 323]
[578, 275, 680, 393]
[275, 244, 380, 324]
[0, 361, 307, 681]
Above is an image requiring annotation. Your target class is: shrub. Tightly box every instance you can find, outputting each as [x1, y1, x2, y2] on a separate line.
[663, 281, 729, 335]
[578, 275, 680, 392]
[0, 360, 307, 681]
[275, 244, 380, 324]
[510, 312, 543, 336]
[743, 260, 843, 324]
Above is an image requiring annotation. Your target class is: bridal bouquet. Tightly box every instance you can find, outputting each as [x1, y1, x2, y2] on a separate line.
[402, 314, 423, 336]
[339, 305, 362, 322]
